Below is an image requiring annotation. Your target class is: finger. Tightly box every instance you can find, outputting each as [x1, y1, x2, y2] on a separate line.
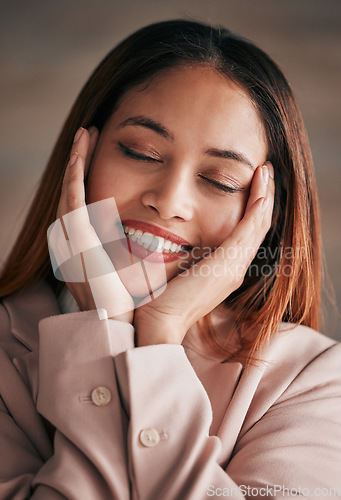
[244, 163, 269, 215]
[56, 128, 120, 255]
[229, 162, 275, 264]
[64, 128, 90, 212]
[56, 128, 102, 258]
[243, 161, 275, 238]
[265, 161, 275, 202]
[84, 126, 99, 179]
[266, 161, 275, 183]
[50, 128, 135, 319]
[264, 161, 275, 226]
[57, 128, 89, 220]
[230, 196, 270, 257]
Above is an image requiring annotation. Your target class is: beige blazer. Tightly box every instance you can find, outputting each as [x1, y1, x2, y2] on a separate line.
[0, 282, 340, 499]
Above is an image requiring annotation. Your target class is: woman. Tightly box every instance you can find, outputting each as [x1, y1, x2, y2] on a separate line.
[0, 19, 340, 499]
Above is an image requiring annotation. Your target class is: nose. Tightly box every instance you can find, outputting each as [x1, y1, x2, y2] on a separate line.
[140, 167, 194, 221]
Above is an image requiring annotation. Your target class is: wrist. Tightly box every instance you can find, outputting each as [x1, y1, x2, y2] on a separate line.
[137, 332, 179, 347]
[135, 317, 185, 347]
[109, 310, 134, 323]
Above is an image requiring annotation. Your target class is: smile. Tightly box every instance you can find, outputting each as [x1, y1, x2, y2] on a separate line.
[123, 225, 185, 254]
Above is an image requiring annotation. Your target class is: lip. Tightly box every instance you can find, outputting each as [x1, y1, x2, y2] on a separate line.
[120, 219, 192, 263]
[125, 238, 188, 263]
[121, 219, 193, 247]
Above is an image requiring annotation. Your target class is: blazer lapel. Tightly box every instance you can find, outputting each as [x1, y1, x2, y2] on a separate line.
[215, 361, 268, 468]
[3, 281, 60, 351]
[183, 341, 244, 465]
[2, 281, 60, 404]
[1, 282, 58, 457]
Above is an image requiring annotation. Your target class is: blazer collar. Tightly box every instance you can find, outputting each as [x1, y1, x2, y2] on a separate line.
[3, 281, 60, 351]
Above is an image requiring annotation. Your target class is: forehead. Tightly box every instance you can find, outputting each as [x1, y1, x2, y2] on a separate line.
[119, 64, 255, 112]
[110, 65, 267, 158]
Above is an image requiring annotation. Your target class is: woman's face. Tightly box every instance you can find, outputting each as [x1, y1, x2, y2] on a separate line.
[86, 65, 267, 297]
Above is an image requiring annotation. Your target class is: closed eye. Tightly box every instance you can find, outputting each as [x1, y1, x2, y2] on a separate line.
[198, 175, 245, 194]
[118, 142, 245, 194]
[118, 142, 161, 163]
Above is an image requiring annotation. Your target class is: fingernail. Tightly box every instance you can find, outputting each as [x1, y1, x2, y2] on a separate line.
[69, 153, 78, 166]
[73, 127, 84, 144]
[88, 126, 96, 137]
[262, 197, 269, 211]
[261, 165, 269, 185]
[265, 161, 274, 179]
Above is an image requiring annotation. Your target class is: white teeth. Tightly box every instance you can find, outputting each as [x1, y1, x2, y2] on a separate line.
[170, 242, 178, 252]
[140, 232, 154, 249]
[124, 225, 185, 254]
[163, 240, 171, 251]
[154, 236, 164, 253]
[148, 236, 164, 253]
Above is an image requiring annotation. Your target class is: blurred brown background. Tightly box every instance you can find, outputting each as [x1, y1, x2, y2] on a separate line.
[1, 0, 340, 337]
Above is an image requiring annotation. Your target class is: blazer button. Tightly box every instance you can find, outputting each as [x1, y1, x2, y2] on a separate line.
[91, 386, 111, 406]
[139, 428, 160, 447]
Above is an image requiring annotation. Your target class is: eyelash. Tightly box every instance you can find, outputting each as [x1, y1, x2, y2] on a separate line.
[197, 175, 240, 194]
[118, 142, 242, 194]
[119, 142, 161, 162]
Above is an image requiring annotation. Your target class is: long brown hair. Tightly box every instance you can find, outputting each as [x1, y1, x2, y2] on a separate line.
[0, 19, 322, 362]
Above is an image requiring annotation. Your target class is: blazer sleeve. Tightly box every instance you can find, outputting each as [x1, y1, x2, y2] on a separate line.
[113, 342, 341, 500]
[114, 344, 245, 499]
[0, 310, 134, 500]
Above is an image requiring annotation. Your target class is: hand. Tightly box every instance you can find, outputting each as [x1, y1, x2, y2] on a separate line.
[134, 163, 275, 346]
[52, 127, 135, 322]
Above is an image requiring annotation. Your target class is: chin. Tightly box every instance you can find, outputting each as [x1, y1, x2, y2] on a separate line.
[99, 234, 196, 309]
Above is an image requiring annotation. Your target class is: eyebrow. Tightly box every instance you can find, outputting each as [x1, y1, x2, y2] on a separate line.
[205, 148, 255, 171]
[118, 115, 255, 170]
[118, 116, 174, 141]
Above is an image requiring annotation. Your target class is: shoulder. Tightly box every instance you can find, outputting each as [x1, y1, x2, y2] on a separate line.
[0, 281, 59, 358]
[269, 322, 341, 398]
[243, 323, 341, 425]
[225, 326, 341, 490]
[258, 322, 340, 391]
[263, 322, 340, 378]
[263, 321, 339, 367]
[227, 324, 341, 460]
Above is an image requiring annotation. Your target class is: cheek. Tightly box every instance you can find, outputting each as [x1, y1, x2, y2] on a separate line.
[86, 161, 137, 206]
[201, 198, 246, 249]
